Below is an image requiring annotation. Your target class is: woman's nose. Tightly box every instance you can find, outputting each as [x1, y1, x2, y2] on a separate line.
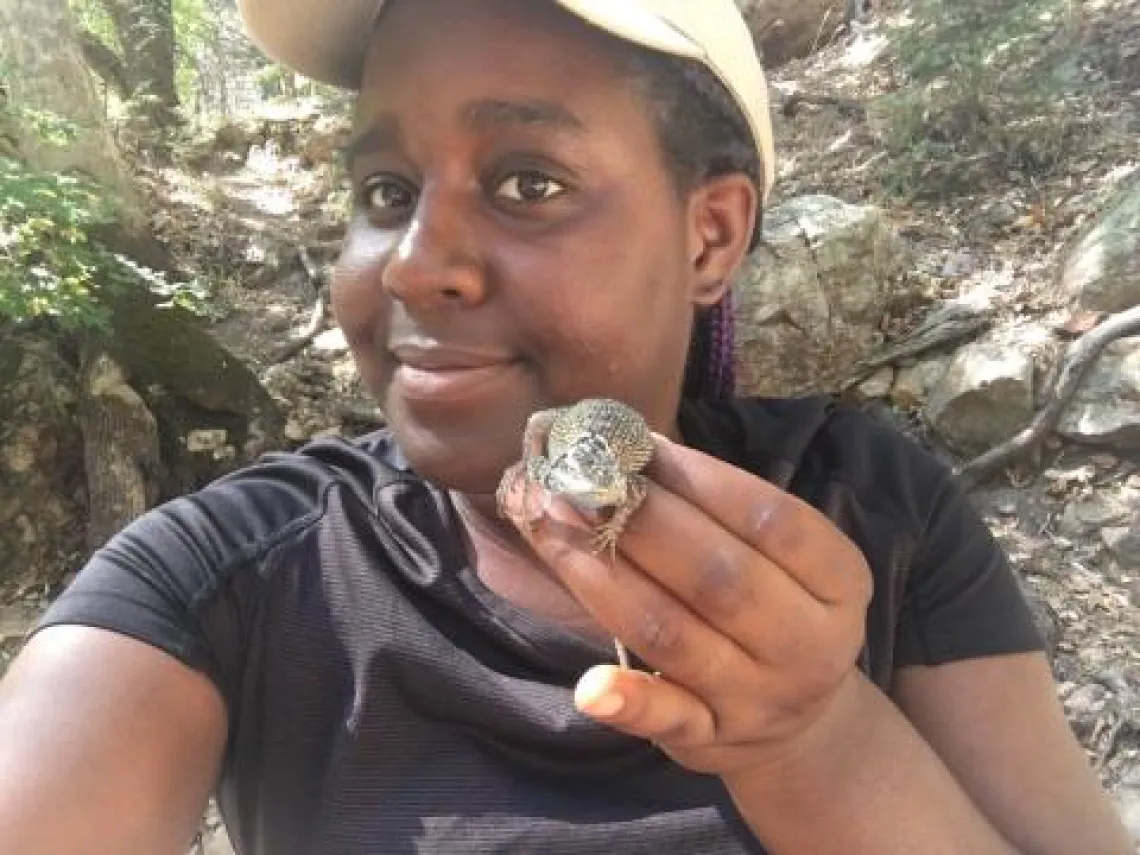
[381, 186, 485, 309]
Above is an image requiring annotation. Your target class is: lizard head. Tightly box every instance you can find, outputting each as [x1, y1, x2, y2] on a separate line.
[544, 434, 628, 511]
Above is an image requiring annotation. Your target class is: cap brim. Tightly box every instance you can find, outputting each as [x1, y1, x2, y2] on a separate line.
[237, 0, 384, 89]
[238, 0, 705, 89]
[237, 0, 773, 198]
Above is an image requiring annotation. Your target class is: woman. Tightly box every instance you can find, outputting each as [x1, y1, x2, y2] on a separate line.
[0, 1, 1130, 853]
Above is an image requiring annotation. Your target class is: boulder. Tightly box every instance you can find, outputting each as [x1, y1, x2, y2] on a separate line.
[0, 333, 86, 594]
[1057, 337, 1140, 448]
[78, 350, 163, 552]
[1118, 777, 1140, 847]
[731, 195, 913, 397]
[1101, 523, 1140, 571]
[736, 0, 856, 67]
[925, 332, 1038, 455]
[1058, 178, 1140, 313]
[890, 357, 950, 410]
[1057, 489, 1138, 538]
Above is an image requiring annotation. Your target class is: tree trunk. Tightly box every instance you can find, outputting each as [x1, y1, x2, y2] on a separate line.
[0, 0, 135, 201]
[98, 0, 181, 128]
[76, 28, 132, 101]
[77, 347, 163, 552]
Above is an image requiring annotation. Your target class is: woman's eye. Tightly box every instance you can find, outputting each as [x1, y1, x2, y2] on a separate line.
[362, 177, 415, 212]
[495, 171, 565, 203]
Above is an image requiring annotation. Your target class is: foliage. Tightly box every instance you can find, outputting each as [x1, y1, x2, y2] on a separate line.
[0, 107, 207, 332]
[880, 0, 1096, 199]
[9, 105, 84, 148]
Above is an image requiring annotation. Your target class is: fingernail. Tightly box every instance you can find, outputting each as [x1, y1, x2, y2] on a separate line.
[584, 691, 625, 718]
[576, 667, 625, 717]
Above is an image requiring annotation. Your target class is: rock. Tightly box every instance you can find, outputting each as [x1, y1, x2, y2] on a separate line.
[925, 332, 1036, 454]
[1117, 783, 1140, 847]
[996, 498, 1019, 516]
[732, 195, 912, 397]
[940, 250, 977, 279]
[1058, 491, 1136, 537]
[1057, 336, 1140, 448]
[1063, 682, 1110, 739]
[890, 356, 949, 409]
[186, 429, 230, 453]
[194, 800, 236, 855]
[312, 328, 349, 354]
[0, 603, 39, 642]
[854, 366, 895, 400]
[1058, 178, 1140, 313]
[1102, 524, 1140, 570]
[100, 285, 284, 461]
[78, 350, 163, 553]
[0, 332, 87, 594]
[736, 0, 854, 67]
[1091, 453, 1120, 469]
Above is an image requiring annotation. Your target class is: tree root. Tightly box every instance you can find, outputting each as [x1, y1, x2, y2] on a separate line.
[781, 92, 866, 120]
[269, 246, 328, 365]
[957, 304, 1140, 490]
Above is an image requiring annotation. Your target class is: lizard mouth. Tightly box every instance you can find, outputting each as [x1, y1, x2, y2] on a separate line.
[545, 440, 625, 510]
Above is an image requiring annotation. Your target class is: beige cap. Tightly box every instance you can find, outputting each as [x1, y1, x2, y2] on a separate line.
[237, 0, 776, 201]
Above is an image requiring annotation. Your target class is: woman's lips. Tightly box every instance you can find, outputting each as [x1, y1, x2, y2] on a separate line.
[394, 361, 517, 403]
[389, 345, 519, 403]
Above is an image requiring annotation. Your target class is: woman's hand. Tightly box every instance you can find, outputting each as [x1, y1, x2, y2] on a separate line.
[500, 432, 874, 778]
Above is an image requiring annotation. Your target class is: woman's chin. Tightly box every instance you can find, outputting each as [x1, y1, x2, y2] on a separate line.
[411, 454, 509, 496]
[386, 408, 529, 497]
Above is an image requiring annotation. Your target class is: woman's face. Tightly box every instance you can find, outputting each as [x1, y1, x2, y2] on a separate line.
[331, 0, 753, 494]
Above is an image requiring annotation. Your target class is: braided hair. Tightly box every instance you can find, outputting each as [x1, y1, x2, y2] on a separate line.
[617, 48, 764, 401]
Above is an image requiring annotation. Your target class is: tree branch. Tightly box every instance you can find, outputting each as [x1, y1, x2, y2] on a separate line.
[956, 304, 1140, 489]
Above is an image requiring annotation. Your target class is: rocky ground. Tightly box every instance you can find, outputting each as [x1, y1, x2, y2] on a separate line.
[2, 1, 1139, 850]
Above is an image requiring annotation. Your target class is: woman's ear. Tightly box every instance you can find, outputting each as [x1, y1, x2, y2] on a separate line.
[686, 173, 757, 307]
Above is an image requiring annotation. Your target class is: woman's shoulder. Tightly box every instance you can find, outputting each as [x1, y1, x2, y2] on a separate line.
[159, 428, 417, 548]
[680, 394, 954, 528]
[31, 428, 434, 700]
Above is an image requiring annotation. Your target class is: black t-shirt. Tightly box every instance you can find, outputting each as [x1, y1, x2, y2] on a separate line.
[34, 396, 1043, 855]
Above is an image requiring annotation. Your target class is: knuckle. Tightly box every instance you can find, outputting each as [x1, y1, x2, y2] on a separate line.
[747, 499, 803, 556]
[633, 611, 687, 659]
[764, 621, 809, 666]
[689, 546, 753, 616]
[653, 715, 707, 748]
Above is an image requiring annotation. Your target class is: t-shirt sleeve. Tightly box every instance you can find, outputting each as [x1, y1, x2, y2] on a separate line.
[28, 448, 337, 706]
[893, 463, 1045, 668]
[31, 497, 238, 697]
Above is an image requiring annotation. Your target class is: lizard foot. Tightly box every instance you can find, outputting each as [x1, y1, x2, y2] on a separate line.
[495, 462, 526, 520]
[497, 461, 551, 532]
[587, 474, 649, 561]
[589, 521, 622, 563]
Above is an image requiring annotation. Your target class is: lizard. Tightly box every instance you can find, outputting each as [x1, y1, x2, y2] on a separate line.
[496, 398, 656, 670]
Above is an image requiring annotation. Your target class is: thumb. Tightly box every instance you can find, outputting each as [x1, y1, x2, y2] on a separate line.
[574, 664, 716, 748]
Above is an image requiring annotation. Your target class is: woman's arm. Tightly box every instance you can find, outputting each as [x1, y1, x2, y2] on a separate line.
[719, 668, 1022, 854]
[504, 430, 1131, 854]
[716, 655, 1132, 855]
[892, 651, 1133, 854]
[0, 625, 228, 855]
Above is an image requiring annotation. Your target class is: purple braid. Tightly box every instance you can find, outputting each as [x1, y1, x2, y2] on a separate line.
[682, 290, 736, 400]
[707, 290, 736, 399]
